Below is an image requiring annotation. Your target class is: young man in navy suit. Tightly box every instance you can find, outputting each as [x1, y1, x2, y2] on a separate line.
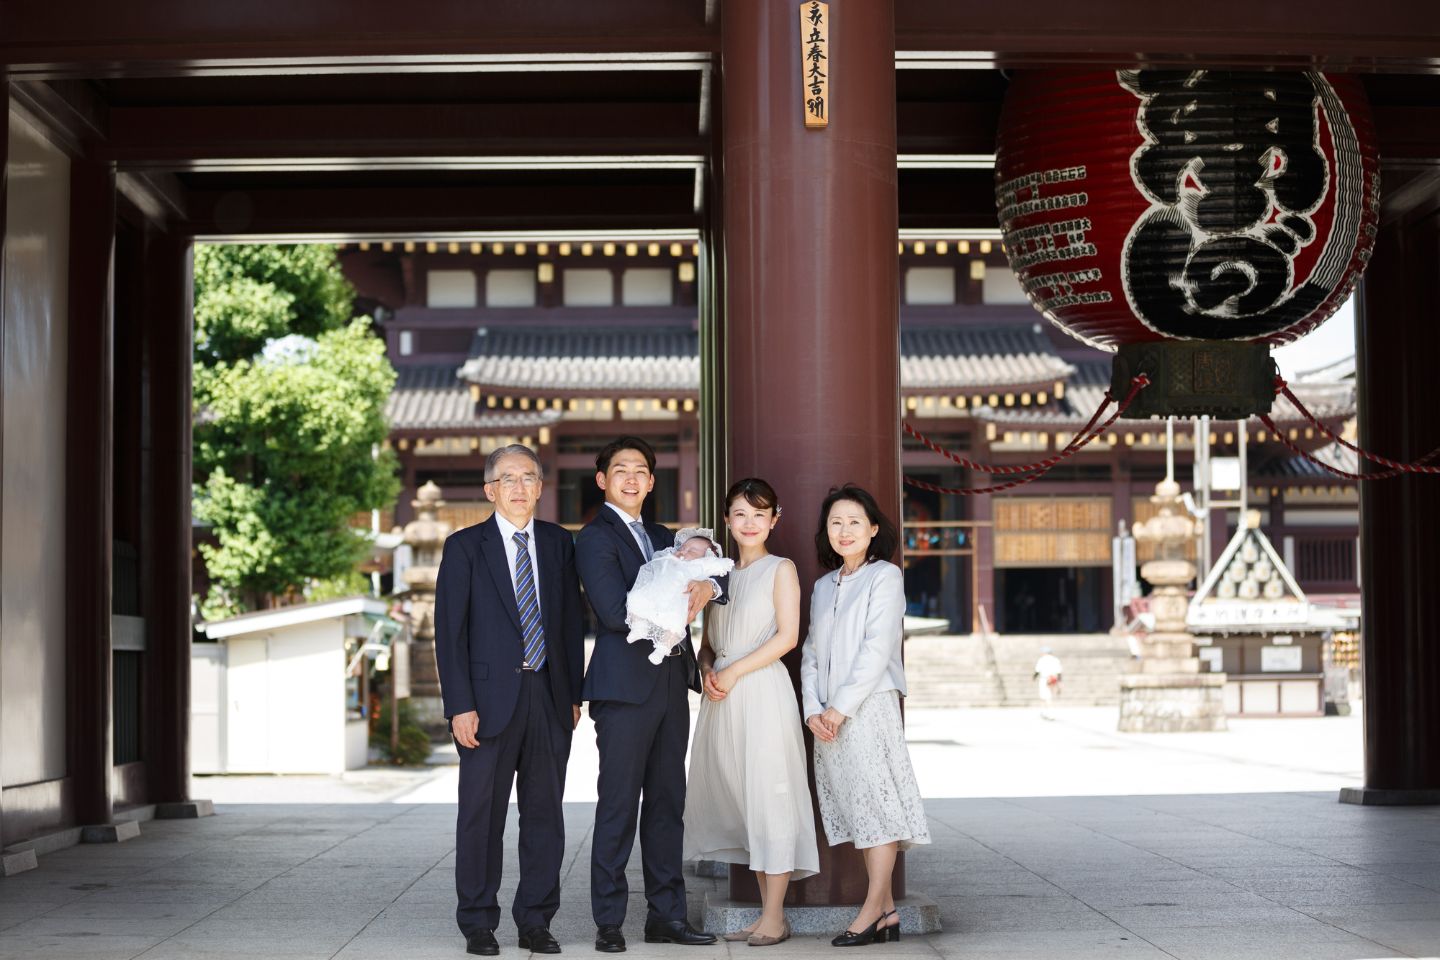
[435, 444, 586, 957]
[577, 437, 725, 953]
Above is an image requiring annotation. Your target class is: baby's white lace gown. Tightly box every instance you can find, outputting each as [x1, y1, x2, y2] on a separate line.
[625, 552, 734, 663]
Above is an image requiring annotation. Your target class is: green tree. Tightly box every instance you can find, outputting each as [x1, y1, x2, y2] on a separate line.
[193, 244, 400, 618]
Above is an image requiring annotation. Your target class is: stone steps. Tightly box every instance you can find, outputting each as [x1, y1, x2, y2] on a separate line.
[902, 632, 1134, 708]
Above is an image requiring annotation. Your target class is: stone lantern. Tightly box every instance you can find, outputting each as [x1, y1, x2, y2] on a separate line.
[400, 481, 452, 734]
[1118, 478, 1227, 732]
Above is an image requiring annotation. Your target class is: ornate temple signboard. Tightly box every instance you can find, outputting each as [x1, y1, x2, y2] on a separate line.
[801, 1, 828, 128]
[994, 496, 1111, 567]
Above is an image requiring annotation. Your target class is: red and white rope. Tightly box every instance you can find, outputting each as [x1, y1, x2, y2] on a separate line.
[902, 374, 1150, 497]
[1268, 376, 1440, 479]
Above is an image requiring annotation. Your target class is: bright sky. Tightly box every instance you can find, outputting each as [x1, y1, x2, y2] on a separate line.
[1271, 295, 1356, 379]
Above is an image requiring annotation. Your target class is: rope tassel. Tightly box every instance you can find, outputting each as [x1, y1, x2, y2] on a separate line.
[902, 374, 1150, 496]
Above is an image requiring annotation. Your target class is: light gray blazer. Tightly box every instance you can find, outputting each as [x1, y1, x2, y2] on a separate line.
[800, 560, 908, 719]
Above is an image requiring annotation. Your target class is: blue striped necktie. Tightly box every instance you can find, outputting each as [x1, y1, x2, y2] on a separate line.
[512, 531, 546, 670]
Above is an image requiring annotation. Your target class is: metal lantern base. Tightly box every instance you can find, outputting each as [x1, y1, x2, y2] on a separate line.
[1111, 341, 1275, 419]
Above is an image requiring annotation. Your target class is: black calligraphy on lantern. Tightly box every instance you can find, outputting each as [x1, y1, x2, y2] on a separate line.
[1119, 70, 1348, 340]
[995, 167, 1113, 313]
[801, 1, 828, 127]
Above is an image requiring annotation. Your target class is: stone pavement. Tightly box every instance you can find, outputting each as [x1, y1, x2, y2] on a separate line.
[3, 792, 1439, 960]
[384, 706, 1366, 806]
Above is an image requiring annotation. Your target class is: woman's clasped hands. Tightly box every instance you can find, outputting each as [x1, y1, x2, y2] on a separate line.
[804, 708, 847, 743]
[702, 666, 736, 702]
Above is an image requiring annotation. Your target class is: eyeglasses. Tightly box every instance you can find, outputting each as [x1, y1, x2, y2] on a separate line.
[487, 473, 541, 490]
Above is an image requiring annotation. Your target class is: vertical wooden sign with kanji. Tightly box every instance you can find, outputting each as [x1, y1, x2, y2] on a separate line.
[801, 1, 828, 128]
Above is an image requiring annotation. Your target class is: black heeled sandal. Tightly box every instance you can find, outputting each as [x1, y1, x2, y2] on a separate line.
[831, 917, 880, 947]
[875, 911, 900, 942]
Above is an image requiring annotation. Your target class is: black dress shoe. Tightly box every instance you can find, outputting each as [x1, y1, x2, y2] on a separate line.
[643, 919, 717, 945]
[595, 925, 626, 953]
[831, 918, 880, 947]
[520, 927, 562, 954]
[467, 929, 500, 956]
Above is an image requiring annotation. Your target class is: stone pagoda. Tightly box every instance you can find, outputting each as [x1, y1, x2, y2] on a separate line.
[399, 481, 452, 735]
[1118, 478, 1228, 732]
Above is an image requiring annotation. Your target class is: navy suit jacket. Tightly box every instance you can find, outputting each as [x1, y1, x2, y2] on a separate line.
[577, 506, 726, 704]
[434, 515, 585, 739]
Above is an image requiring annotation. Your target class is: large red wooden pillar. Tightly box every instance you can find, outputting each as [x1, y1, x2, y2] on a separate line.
[721, 0, 902, 902]
[1344, 171, 1440, 805]
[65, 156, 117, 828]
[699, 62, 728, 535]
[141, 229, 196, 809]
[0, 91, 8, 854]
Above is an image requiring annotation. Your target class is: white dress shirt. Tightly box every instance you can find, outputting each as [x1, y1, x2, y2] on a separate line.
[800, 560, 908, 719]
[494, 511, 540, 597]
[606, 501, 653, 560]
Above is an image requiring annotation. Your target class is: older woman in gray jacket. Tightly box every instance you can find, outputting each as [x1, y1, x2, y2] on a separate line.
[801, 484, 930, 947]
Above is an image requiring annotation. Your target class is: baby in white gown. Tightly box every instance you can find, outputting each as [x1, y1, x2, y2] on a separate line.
[625, 527, 734, 664]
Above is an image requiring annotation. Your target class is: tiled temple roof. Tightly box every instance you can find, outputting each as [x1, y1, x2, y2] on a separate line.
[457, 326, 698, 394]
[1294, 354, 1356, 383]
[1257, 441, 1361, 478]
[974, 361, 1356, 428]
[415, 324, 1357, 429]
[386, 365, 562, 430]
[1272, 378, 1356, 422]
[969, 360, 1110, 426]
[450, 323, 1075, 396]
[899, 326, 1074, 390]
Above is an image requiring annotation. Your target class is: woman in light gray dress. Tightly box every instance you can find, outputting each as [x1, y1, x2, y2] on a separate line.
[801, 484, 930, 947]
[684, 478, 818, 947]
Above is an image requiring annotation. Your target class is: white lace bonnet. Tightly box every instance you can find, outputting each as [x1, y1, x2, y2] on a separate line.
[673, 526, 722, 556]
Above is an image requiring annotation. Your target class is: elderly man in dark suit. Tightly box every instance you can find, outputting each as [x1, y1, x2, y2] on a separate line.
[577, 436, 725, 953]
[435, 443, 585, 957]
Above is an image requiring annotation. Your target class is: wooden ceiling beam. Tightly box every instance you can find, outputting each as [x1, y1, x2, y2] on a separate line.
[100, 98, 1437, 173]
[8, 79, 108, 155]
[1, 0, 714, 79]
[102, 101, 704, 170]
[894, 0, 1440, 72]
[10, 0, 1434, 78]
[182, 180, 699, 239]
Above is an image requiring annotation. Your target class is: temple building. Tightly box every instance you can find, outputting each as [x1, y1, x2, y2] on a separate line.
[341, 239, 1361, 636]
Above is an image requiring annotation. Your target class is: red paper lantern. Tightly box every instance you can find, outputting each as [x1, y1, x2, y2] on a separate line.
[995, 69, 1380, 417]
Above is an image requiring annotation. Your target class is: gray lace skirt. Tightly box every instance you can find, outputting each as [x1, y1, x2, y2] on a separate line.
[813, 689, 931, 850]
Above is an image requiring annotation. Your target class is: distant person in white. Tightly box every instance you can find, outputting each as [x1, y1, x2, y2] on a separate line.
[1034, 647, 1063, 720]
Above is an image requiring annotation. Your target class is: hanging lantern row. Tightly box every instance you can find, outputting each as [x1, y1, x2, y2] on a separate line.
[995, 69, 1380, 419]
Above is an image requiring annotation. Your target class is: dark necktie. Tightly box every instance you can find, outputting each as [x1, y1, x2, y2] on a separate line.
[512, 531, 546, 670]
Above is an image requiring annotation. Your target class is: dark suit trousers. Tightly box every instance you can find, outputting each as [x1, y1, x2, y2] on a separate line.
[455, 671, 571, 936]
[589, 654, 691, 926]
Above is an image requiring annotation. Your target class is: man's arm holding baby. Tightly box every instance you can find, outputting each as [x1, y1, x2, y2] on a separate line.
[686, 580, 717, 621]
[685, 556, 733, 621]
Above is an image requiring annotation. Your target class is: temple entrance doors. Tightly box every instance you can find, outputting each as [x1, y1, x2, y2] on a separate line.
[996, 567, 1106, 634]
